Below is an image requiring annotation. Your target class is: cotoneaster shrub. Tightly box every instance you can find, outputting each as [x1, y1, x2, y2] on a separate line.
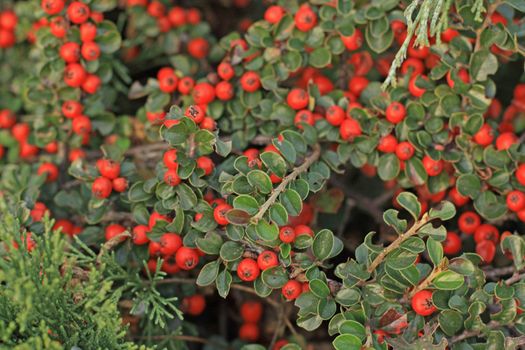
[1, 0, 525, 349]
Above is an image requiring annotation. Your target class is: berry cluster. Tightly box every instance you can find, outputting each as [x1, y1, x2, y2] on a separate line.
[0, 10, 17, 48]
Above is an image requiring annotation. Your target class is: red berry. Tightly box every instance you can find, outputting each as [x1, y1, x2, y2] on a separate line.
[62, 100, 83, 119]
[187, 37, 209, 59]
[159, 233, 183, 256]
[0, 109, 16, 128]
[240, 71, 261, 92]
[287, 88, 309, 110]
[264, 5, 285, 24]
[446, 69, 470, 88]
[112, 177, 128, 192]
[54, 219, 75, 236]
[282, 280, 302, 300]
[473, 224, 499, 244]
[96, 159, 120, 179]
[516, 164, 525, 186]
[348, 76, 368, 97]
[214, 203, 232, 226]
[422, 155, 443, 176]
[175, 247, 199, 270]
[473, 123, 494, 146]
[449, 187, 469, 207]
[82, 74, 101, 94]
[67, 1, 90, 24]
[69, 148, 86, 162]
[443, 231, 462, 255]
[60, 42, 80, 63]
[239, 323, 260, 342]
[92, 176, 112, 199]
[183, 295, 206, 316]
[294, 4, 317, 32]
[507, 190, 525, 212]
[72, 115, 91, 134]
[385, 102, 406, 124]
[132, 225, 150, 245]
[64, 63, 86, 88]
[50, 16, 68, 38]
[215, 81, 234, 101]
[186, 8, 201, 24]
[458, 211, 481, 235]
[240, 301, 263, 322]
[147, 1, 165, 18]
[408, 75, 427, 97]
[105, 224, 127, 242]
[411, 290, 436, 316]
[279, 226, 295, 243]
[0, 29, 15, 48]
[12, 123, 30, 142]
[257, 250, 279, 270]
[31, 202, 49, 222]
[163, 149, 178, 169]
[340, 118, 361, 141]
[178, 77, 195, 95]
[294, 110, 314, 128]
[185, 105, 205, 124]
[476, 240, 496, 264]
[325, 105, 345, 126]
[341, 28, 363, 51]
[81, 41, 100, 61]
[192, 83, 215, 104]
[237, 258, 260, 282]
[295, 224, 313, 237]
[217, 62, 235, 80]
[196, 156, 214, 176]
[496, 132, 517, 150]
[164, 169, 181, 186]
[377, 134, 398, 153]
[80, 22, 97, 42]
[168, 7, 186, 27]
[37, 162, 59, 182]
[149, 211, 171, 229]
[42, 0, 65, 15]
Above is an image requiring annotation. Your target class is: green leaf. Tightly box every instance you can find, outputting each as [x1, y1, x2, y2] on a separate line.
[309, 47, 332, 68]
[427, 237, 443, 266]
[506, 0, 525, 11]
[196, 232, 223, 255]
[396, 192, 421, 219]
[219, 241, 244, 262]
[332, 334, 362, 350]
[470, 49, 498, 81]
[313, 229, 334, 261]
[378, 153, 400, 181]
[226, 209, 252, 225]
[383, 209, 408, 234]
[216, 269, 232, 298]
[429, 201, 456, 221]
[175, 184, 198, 210]
[260, 151, 287, 177]
[405, 158, 428, 186]
[261, 266, 288, 288]
[309, 279, 330, 298]
[269, 203, 288, 226]
[456, 174, 481, 198]
[474, 191, 507, 221]
[233, 195, 259, 215]
[255, 220, 279, 241]
[433, 270, 464, 290]
[438, 309, 463, 336]
[196, 260, 220, 286]
[247, 170, 273, 194]
[280, 189, 303, 216]
[339, 320, 366, 341]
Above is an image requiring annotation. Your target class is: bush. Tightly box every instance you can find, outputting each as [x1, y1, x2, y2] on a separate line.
[1, 0, 525, 349]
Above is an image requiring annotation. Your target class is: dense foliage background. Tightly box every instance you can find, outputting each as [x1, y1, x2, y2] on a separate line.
[1, 0, 525, 349]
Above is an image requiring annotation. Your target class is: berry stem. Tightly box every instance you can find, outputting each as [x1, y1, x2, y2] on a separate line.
[251, 143, 321, 223]
[367, 212, 431, 274]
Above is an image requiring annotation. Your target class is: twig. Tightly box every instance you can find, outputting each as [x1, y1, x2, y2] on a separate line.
[251, 144, 321, 223]
[367, 212, 430, 273]
[483, 265, 517, 280]
[474, 1, 501, 51]
[506, 272, 525, 286]
[96, 231, 131, 264]
[449, 321, 499, 344]
[408, 259, 446, 298]
[133, 334, 211, 344]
